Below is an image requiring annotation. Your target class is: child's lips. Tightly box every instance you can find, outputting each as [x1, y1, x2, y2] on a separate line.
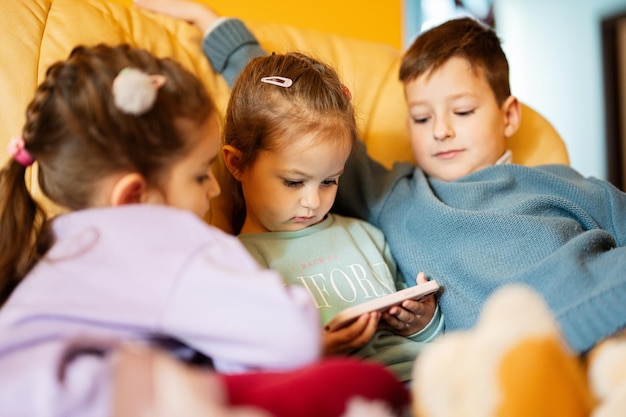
[435, 149, 465, 160]
[292, 216, 316, 223]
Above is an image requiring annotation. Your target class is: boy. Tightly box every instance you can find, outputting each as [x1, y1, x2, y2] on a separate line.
[398, 17, 519, 181]
[136, 1, 626, 355]
[337, 18, 626, 354]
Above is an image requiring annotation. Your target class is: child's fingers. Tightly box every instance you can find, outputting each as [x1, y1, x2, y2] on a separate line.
[322, 313, 379, 355]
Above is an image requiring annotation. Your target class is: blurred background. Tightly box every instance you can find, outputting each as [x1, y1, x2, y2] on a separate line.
[171, 0, 626, 188]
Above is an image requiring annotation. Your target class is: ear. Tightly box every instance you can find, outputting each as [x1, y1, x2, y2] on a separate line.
[502, 95, 522, 138]
[110, 173, 147, 206]
[222, 145, 245, 181]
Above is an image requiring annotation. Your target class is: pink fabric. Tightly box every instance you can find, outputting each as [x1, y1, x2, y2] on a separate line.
[7, 136, 34, 166]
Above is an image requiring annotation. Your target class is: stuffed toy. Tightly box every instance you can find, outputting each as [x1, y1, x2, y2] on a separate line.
[587, 333, 626, 417]
[411, 284, 626, 417]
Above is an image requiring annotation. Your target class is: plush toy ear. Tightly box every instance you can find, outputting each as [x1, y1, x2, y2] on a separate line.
[496, 331, 593, 417]
[412, 284, 595, 417]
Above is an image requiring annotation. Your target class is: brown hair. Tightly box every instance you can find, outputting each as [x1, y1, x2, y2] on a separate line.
[224, 52, 358, 232]
[400, 17, 511, 105]
[0, 43, 216, 305]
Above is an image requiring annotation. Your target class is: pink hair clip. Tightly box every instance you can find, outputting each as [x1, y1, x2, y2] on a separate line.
[7, 136, 34, 167]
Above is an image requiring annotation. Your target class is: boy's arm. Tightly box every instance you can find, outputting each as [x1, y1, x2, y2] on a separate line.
[202, 18, 266, 88]
[333, 141, 414, 226]
[134, 1, 265, 88]
[553, 167, 626, 245]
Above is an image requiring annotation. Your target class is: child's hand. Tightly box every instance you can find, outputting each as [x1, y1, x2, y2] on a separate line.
[380, 272, 437, 337]
[134, 0, 220, 33]
[322, 312, 379, 357]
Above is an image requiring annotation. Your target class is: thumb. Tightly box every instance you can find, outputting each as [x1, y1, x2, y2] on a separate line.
[416, 271, 427, 285]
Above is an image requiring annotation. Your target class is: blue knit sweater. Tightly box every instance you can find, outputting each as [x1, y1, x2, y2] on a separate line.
[334, 146, 626, 353]
[203, 18, 626, 354]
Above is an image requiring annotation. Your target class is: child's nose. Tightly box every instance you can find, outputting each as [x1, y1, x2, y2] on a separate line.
[433, 116, 453, 141]
[300, 189, 320, 210]
[206, 177, 221, 199]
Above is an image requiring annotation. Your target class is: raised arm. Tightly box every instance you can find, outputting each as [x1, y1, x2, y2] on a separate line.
[201, 18, 266, 88]
[135, 0, 220, 33]
[135, 0, 266, 88]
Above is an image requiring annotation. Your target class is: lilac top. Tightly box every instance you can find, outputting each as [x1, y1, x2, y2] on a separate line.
[0, 205, 321, 416]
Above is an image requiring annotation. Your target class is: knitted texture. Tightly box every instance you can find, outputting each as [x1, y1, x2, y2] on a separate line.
[335, 146, 626, 354]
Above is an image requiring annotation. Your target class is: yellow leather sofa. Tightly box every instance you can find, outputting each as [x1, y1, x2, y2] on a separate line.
[0, 0, 569, 233]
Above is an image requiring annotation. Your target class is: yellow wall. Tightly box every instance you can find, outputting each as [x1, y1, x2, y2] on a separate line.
[109, 0, 403, 49]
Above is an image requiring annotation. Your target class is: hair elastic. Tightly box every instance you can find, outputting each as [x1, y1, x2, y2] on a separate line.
[7, 136, 35, 167]
[342, 85, 352, 101]
[260, 76, 293, 88]
[112, 67, 166, 115]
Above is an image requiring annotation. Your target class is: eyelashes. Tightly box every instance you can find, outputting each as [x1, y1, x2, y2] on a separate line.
[282, 179, 339, 188]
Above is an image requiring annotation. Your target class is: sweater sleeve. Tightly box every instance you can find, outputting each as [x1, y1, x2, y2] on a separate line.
[408, 305, 444, 342]
[202, 18, 267, 88]
[578, 175, 626, 245]
[538, 165, 626, 245]
[160, 232, 321, 374]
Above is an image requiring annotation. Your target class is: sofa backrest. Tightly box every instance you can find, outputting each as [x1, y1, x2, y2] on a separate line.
[1, 0, 570, 232]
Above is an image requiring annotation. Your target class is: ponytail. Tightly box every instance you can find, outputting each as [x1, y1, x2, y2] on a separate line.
[0, 161, 48, 306]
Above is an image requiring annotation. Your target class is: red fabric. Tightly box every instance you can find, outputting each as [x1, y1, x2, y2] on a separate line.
[221, 358, 410, 417]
